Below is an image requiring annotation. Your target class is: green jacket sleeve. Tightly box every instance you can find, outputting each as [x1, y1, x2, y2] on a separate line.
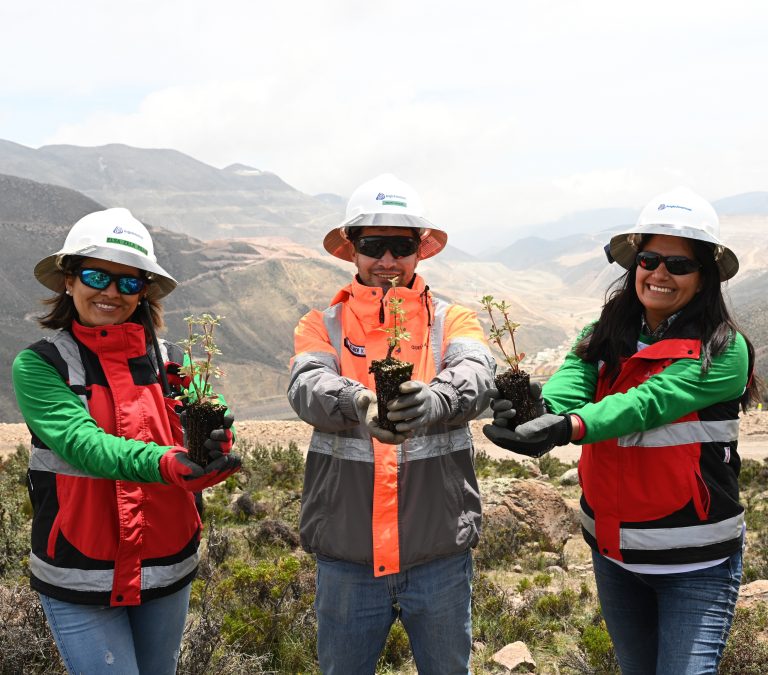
[544, 332, 749, 445]
[542, 324, 599, 413]
[12, 348, 170, 483]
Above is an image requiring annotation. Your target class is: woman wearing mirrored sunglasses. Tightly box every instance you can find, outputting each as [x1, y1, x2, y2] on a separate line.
[483, 187, 762, 674]
[11, 208, 240, 675]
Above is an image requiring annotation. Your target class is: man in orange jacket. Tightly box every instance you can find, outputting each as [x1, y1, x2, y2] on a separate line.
[288, 174, 494, 674]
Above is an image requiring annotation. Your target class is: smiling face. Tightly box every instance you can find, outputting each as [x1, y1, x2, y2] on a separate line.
[635, 234, 703, 331]
[352, 226, 420, 290]
[65, 257, 145, 327]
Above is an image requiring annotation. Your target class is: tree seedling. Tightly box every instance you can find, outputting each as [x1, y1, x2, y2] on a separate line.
[179, 313, 227, 466]
[480, 296, 538, 429]
[369, 279, 414, 434]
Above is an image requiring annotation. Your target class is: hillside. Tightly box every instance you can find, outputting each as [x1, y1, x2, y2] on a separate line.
[0, 145, 765, 420]
[0, 140, 343, 244]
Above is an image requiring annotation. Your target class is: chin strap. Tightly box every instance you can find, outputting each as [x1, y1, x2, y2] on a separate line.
[142, 299, 171, 397]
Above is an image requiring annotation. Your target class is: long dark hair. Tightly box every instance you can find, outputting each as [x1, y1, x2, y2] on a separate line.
[575, 235, 761, 409]
[37, 255, 165, 334]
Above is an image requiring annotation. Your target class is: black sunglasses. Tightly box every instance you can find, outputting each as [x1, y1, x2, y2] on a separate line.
[78, 268, 147, 295]
[635, 251, 701, 276]
[353, 236, 420, 259]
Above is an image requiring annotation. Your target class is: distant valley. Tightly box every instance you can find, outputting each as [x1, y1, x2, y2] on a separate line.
[0, 140, 765, 422]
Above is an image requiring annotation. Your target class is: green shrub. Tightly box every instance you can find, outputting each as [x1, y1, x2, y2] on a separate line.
[377, 620, 412, 671]
[0, 445, 32, 578]
[538, 454, 576, 479]
[473, 573, 547, 653]
[720, 604, 768, 674]
[0, 582, 64, 674]
[738, 458, 768, 491]
[580, 620, 618, 672]
[475, 515, 533, 569]
[474, 449, 536, 479]
[216, 554, 317, 671]
[240, 440, 305, 491]
[535, 589, 577, 619]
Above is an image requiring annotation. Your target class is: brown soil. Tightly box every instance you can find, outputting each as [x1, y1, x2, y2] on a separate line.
[2, 411, 768, 461]
[369, 357, 413, 433]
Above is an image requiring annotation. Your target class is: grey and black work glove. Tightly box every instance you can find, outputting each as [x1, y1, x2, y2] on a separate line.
[486, 382, 547, 428]
[483, 413, 572, 458]
[353, 389, 409, 445]
[387, 380, 451, 433]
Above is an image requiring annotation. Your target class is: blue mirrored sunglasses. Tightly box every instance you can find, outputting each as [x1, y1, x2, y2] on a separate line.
[78, 268, 146, 295]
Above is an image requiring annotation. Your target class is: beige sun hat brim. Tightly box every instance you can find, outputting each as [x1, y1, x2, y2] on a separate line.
[34, 246, 178, 299]
[608, 223, 739, 282]
[323, 214, 447, 262]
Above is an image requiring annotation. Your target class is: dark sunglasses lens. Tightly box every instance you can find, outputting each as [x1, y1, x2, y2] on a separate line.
[79, 269, 112, 290]
[389, 237, 419, 257]
[355, 238, 387, 258]
[355, 236, 418, 258]
[636, 252, 699, 275]
[664, 256, 699, 275]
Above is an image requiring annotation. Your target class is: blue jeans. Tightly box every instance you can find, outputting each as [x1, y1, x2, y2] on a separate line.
[592, 549, 742, 675]
[39, 584, 191, 675]
[314, 550, 474, 675]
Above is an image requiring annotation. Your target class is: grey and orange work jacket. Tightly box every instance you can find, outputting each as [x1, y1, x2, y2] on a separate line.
[289, 274, 494, 576]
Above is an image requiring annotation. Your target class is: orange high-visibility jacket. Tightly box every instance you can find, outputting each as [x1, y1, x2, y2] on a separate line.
[289, 274, 494, 576]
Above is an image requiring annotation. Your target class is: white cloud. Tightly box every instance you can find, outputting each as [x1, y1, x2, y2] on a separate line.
[3, 0, 768, 251]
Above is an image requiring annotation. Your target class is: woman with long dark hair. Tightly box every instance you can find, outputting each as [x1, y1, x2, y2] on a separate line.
[484, 187, 760, 674]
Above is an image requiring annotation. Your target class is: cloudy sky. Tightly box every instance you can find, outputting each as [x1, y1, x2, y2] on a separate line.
[2, 0, 767, 251]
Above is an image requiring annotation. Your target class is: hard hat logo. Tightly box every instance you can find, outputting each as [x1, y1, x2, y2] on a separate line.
[106, 237, 149, 256]
[657, 203, 692, 212]
[376, 191, 408, 207]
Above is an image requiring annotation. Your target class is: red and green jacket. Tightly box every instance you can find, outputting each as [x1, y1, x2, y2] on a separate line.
[12, 321, 200, 606]
[544, 322, 748, 565]
[289, 275, 494, 576]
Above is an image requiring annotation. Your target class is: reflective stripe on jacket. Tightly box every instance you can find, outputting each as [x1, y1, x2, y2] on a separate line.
[580, 336, 745, 565]
[289, 275, 494, 575]
[23, 323, 200, 606]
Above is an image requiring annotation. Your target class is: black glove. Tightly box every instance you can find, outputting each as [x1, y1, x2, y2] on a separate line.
[160, 447, 241, 491]
[482, 413, 572, 458]
[203, 414, 235, 455]
[487, 382, 547, 428]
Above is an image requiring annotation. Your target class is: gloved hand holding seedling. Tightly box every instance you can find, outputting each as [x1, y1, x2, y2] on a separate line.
[368, 279, 413, 436]
[178, 313, 230, 467]
[479, 296, 541, 430]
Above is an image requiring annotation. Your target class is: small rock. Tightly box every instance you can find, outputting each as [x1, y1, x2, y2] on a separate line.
[491, 641, 536, 672]
[559, 467, 579, 485]
[738, 579, 768, 609]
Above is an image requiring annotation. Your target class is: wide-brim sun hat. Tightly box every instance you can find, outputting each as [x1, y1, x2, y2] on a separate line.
[34, 207, 177, 298]
[608, 186, 739, 281]
[323, 173, 448, 262]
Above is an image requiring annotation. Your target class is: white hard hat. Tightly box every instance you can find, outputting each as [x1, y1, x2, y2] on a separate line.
[608, 186, 739, 281]
[34, 208, 177, 298]
[323, 173, 447, 262]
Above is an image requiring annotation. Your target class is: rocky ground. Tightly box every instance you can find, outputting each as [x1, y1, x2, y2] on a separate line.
[2, 411, 768, 461]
